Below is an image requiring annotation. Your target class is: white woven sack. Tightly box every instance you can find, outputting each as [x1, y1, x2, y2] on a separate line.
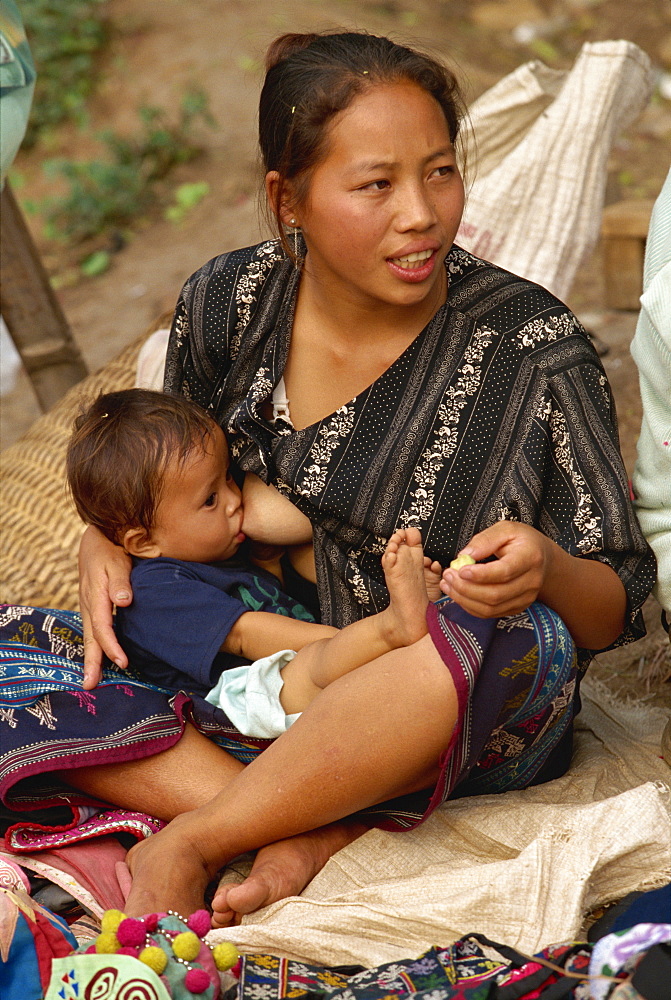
[458, 41, 654, 300]
[209, 681, 671, 967]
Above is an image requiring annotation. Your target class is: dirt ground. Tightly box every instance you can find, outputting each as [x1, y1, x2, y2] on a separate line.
[2, 0, 670, 701]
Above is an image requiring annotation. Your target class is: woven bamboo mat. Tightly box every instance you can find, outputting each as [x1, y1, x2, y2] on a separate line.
[0, 335, 146, 610]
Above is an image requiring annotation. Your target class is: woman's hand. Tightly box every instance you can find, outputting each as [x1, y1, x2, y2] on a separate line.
[441, 520, 627, 649]
[440, 521, 549, 618]
[79, 525, 133, 689]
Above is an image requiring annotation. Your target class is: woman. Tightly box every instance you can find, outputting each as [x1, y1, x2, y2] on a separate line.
[2, 31, 654, 925]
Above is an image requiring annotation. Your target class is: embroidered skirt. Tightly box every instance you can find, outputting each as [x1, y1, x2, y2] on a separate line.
[0, 601, 578, 849]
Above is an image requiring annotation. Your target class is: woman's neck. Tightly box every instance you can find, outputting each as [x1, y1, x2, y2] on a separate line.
[295, 255, 448, 351]
[282, 262, 448, 431]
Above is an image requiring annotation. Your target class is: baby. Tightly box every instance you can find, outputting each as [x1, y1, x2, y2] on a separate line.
[67, 389, 443, 737]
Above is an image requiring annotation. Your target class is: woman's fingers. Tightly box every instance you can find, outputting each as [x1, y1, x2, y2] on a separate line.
[81, 587, 130, 688]
[442, 521, 548, 617]
[78, 525, 133, 686]
[440, 564, 539, 616]
[440, 574, 539, 618]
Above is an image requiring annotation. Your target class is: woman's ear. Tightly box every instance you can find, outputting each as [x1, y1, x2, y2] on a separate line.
[265, 171, 298, 227]
[123, 526, 161, 559]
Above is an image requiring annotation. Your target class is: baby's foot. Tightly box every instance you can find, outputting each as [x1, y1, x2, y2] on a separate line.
[380, 527, 430, 646]
[423, 556, 444, 602]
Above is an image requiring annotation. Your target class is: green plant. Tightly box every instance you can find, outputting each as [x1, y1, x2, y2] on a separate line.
[164, 182, 210, 224]
[22, 0, 109, 147]
[41, 91, 216, 244]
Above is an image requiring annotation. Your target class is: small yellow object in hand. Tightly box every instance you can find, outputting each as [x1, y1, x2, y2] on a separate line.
[449, 553, 475, 571]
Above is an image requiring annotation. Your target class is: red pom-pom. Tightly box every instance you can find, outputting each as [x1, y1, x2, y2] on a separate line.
[184, 967, 211, 993]
[144, 913, 159, 933]
[85, 944, 97, 954]
[186, 909, 211, 937]
[117, 916, 146, 947]
[117, 946, 140, 958]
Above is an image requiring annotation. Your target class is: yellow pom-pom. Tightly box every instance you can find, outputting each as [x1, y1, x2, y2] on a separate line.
[172, 930, 201, 962]
[213, 941, 239, 970]
[100, 909, 126, 933]
[139, 945, 168, 974]
[95, 931, 120, 954]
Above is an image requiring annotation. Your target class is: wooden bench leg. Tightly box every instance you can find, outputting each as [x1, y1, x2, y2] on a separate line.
[0, 182, 87, 411]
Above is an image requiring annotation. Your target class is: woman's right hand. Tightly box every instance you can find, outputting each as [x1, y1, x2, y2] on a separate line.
[79, 525, 133, 689]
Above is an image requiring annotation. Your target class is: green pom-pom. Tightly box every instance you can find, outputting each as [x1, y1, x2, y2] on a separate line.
[100, 909, 126, 933]
[95, 931, 120, 954]
[173, 930, 201, 961]
[139, 945, 168, 974]
[213, 941, 239, 970]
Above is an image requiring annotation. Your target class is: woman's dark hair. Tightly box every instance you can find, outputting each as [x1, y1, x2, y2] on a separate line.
[259, 31, 467, 260]
[66, 389, 217, 544]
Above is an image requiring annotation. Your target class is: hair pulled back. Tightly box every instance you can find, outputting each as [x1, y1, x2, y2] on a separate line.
[259, 31, 466, 260]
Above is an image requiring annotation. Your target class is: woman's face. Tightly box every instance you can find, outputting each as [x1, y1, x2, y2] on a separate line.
[287, 80, 465, 318]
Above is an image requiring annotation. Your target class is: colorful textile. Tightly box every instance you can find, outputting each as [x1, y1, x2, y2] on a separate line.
[3, 838, 130, 914]
[46, 955, 173, 1000]
[0, 605, 168, 708]
[45, 909, 238, 1000]
[1, 596, 577, 842]
[588, 924, 671, 1000]
[361, 597, 579, 828]
[0, 885, 77, 1000]
[233, 936, 594, 1000]
[4, 805, 164, 853]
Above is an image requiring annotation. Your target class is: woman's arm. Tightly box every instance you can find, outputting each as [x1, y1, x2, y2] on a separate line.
[440, 521, 627, 650]
[78, 525, 133, 688]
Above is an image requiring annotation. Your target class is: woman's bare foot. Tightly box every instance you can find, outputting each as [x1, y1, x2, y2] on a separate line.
[423, 556, 444, 601]
[212, 820, 367, 928]
[125, 816, 215, 918]
[379, 527, 431, 646]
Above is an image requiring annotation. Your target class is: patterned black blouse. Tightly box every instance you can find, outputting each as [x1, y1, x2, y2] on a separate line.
[164, 241, 655, 652]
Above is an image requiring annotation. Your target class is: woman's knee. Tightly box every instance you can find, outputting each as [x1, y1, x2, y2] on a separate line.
[371, 634, 459, 733]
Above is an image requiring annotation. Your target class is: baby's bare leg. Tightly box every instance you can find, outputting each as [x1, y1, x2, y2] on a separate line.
[280, 527, 430, 714]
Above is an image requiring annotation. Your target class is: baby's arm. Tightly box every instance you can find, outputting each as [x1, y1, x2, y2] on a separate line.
[222, 613, 337, 660]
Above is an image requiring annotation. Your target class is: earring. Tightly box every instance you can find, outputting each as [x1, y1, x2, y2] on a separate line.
[289, 219, 301, 265]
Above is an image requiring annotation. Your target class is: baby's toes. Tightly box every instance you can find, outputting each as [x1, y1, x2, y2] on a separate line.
[404, 526, 422, 548]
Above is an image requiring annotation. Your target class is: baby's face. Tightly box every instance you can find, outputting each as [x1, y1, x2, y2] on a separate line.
[149, 425, 245, 564]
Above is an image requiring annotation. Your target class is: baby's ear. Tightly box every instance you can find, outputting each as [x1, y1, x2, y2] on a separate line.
[123, 526, 160, 559]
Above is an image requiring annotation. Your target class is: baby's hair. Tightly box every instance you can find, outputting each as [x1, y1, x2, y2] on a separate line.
[66, 389, 217, 545]
[259, 30, 467, 261]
